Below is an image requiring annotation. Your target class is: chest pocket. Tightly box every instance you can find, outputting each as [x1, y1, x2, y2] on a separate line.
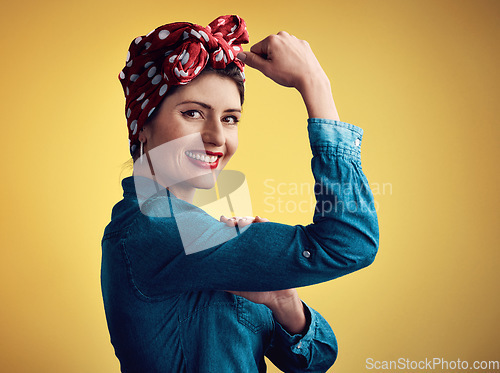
[236, 296, 273, 334]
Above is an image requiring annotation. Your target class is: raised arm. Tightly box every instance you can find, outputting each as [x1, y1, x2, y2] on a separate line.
[228, 35, 348, 370]
[122, 32, 379, 294]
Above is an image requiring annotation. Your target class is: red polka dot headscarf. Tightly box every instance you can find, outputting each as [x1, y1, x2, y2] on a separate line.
[119, 15, 249, 155]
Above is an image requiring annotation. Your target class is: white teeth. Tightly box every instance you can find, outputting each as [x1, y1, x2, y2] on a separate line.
[185, 151, 218, 163]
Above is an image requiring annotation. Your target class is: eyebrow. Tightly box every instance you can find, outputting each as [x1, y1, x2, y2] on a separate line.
[176, 100, 241, 113]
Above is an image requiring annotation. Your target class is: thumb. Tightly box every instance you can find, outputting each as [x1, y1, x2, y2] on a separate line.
[237, 51, 269, 74]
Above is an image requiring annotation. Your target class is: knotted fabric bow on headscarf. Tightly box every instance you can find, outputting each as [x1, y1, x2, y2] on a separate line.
[119, 15, 249, 155]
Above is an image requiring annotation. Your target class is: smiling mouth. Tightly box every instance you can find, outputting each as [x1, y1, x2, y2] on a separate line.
[185, 150, 222, 169]
[185, 151, 218, 163]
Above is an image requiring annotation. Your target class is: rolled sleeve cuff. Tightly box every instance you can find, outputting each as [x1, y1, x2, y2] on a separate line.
[307, 118, 363, 161]
[272, 301, 320, 361]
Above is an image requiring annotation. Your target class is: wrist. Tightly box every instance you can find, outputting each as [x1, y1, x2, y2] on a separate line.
[296, 69, 329, 95]
[268, 295, 308, 335]
[298, 72, 340, 121]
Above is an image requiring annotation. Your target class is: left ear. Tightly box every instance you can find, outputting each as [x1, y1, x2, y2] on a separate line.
[138, 126, 148, 144]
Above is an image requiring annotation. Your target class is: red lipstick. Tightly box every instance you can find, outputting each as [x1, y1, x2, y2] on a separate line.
[205, 151, 223, 157]
[185, 150, 223, 170]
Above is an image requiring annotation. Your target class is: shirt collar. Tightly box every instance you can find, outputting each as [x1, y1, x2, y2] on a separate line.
[122, 175, 173, 200]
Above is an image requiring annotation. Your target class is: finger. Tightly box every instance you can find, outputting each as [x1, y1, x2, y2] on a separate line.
[236, 217, 254, 228]
[220, 215, 238, 226]
[249, 36, 271, 56]
[254, 216, 270, 223]
[276, 30, 290, 37]
[220, 215, 234, 224]
[237, 51, 270, 74]
[276, 31, 298, 42]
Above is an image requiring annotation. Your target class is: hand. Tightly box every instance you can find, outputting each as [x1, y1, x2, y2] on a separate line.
[219, 215, 269, 227]
[220, 213, 290, 308]
[238, 31, 339, 120]
[228, 288, 308, 335]
[226, 288, 298, 308]
[219, 214, 307, 334]
[237, 31, 325, 93]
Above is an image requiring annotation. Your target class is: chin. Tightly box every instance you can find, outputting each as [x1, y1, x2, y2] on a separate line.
[189, 173, 218, 190]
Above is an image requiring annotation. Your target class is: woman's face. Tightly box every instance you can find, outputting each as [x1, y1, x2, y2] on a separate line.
[137, 72, 241, 196]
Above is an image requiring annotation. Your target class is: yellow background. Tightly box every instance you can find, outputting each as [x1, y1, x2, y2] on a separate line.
[1, 0, 498, 372]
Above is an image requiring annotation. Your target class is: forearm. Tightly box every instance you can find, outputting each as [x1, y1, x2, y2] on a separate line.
[265, 301, 338, 372]
[297, 71, 340, 121]
[268, 294, 308, 335]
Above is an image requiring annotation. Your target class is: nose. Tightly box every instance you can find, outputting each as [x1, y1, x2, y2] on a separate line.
[201, 117, 225, 148]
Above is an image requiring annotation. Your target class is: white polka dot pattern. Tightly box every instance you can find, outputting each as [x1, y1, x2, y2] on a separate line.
[159, 30, 170, 40]
[147, 66, 157, 78]
[152, 74, 162, 84]
[159, 84, 168, 96]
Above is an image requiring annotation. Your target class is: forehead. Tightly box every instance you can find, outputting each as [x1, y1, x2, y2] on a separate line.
[168, 73, 241, 108]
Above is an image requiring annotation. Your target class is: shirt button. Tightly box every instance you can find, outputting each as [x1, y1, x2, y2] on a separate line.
[302, 250, 311, 259]
[355, 138, 361, 146]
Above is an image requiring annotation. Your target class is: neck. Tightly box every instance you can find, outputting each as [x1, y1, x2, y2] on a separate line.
[166, 183, 196, 204]
[131, 170, 197, 204]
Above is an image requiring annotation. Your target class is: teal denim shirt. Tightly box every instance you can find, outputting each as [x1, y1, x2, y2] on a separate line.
[101, 118, 379, 372]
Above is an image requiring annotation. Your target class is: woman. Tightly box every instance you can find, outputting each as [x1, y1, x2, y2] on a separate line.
[101, 15, 379, 372]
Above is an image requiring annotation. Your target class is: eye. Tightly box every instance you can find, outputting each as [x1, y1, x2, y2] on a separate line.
[181, 110, 202, 119]
[223, 115, 240, 126]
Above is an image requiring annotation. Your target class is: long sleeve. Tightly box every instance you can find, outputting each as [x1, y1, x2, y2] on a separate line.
[117, 118, 379, 296]
[265, 301, 337, 373]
